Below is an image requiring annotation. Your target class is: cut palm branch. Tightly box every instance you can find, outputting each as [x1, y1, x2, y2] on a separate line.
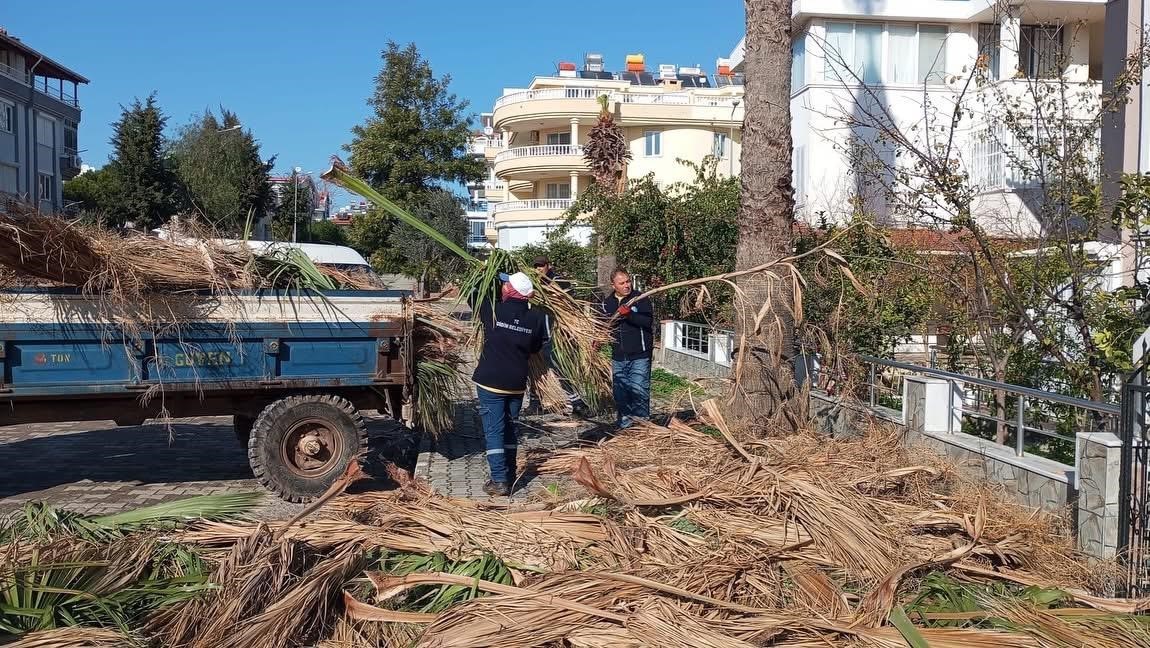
[324, 159, 615, 412]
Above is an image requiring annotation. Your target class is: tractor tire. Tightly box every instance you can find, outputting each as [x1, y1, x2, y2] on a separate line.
[234, 415, 255, 447]
[247, 394, 367, 503]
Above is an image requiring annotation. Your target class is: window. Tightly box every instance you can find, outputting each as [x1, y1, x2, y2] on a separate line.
[824, 21, 855, 82]
[793, 145, 806, 204]
[1021, 25, 1063, 79]
[791, 34, 806, 89]
[35, 115, 54, 147]
[855, 24, 883, 83]
[887, 25, 918, 84]
[918, 26, 948, 84]
[545, 183, 571, 199]
[0, 101, 11, 134]
[643, 130, 661, 157]
[546, 132, 571, 146]
[827, 22, 950, 86]
[971, 126, 1005, 190]
[37, 173, 54, 202]
[469, 219, 485, 239]
[977, 23, 1001, 81]
[0, 163, 16, 195]
[63, 119, 78, 154]
[712, 132, 729, 158]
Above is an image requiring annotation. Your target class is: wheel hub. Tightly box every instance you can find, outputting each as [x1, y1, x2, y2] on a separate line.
[281, 419, 342, 477]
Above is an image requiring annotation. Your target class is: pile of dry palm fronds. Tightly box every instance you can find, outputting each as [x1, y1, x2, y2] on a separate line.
[0, 205, 371, 298]
[29, 406, 1121, 648]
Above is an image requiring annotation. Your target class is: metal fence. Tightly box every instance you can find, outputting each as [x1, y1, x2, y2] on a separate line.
[858, 355, 1120, 467]
[1119, 333, 1150, 594]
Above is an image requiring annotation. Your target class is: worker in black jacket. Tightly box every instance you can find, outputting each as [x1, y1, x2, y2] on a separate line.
[600, 268, 654, 429]
[471, 271, 548, 496]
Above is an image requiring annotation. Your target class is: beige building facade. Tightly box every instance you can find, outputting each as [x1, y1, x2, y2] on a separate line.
[469, 55, 744, 249]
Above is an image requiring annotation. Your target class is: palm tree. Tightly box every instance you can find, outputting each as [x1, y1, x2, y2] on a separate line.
[730, 0, 800, 430]
[582, 94, 632, 288]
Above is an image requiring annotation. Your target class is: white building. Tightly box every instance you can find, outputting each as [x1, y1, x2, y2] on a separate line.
[731, 0, 1111, 239]
[472, 53, 745, 250]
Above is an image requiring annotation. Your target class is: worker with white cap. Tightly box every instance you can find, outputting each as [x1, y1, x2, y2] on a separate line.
[471, 270, 548, 496]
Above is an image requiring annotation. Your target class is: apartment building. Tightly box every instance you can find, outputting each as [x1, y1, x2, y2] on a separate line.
[472, 53, 745, 249]
[0, 28, 86, 213]
[731, 0, 1111, 237]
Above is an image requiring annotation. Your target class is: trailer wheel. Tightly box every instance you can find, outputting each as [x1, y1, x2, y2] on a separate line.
[233, 415, 255, 447]
[247, 394, 367, 503]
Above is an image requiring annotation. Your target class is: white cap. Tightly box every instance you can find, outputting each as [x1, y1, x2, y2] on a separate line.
[503, 271, 535, 297]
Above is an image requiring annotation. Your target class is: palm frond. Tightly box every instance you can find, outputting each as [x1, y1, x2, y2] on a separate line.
[322, 158, 477, 265]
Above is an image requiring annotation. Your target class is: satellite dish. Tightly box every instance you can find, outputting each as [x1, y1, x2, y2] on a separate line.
[484, 126, 494, 136]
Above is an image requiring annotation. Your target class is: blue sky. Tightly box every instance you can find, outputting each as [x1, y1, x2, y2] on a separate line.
[4, 0, 744, 207]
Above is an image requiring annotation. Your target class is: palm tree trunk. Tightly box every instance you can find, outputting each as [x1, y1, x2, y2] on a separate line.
[596, 246, 617, 295]
[729, 0, 800, 430]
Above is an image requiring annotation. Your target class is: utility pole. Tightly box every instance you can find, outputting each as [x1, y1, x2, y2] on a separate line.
[292, 167, 301, 243]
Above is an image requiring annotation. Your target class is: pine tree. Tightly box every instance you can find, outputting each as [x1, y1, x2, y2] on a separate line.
[104, 94, 182, 230]
[346, 42, 483, 204]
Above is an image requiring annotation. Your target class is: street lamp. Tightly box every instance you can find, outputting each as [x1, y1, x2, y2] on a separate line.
[292, 167, 302, 243]
[729, 99, 741, 177]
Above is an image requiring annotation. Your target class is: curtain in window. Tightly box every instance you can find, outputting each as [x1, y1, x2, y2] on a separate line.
[887, 25, 917, 84]
[918, 26, 948, 84]
[855, 24, 882, 84]
[791, 34, 806, 89]
[824, 22, 853, 82]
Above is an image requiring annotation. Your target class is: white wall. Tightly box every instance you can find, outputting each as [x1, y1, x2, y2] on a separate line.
[625, 126, 741, 183]
[497, 222, 593, 250]
[791, 17, 1100, 236]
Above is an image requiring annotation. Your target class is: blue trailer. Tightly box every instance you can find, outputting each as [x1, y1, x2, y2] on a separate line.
[0, 289, 414, 502]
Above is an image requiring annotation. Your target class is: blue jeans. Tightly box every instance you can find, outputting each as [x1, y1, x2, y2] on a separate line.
[476, 387, 523, 483]
[612, 357, 651, 428]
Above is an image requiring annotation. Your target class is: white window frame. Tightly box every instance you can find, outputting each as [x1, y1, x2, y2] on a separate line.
[546, 132, 571, 146]
[37, 173, 54, 202]
[643, 130, 661, 157]
[545, 182, 571, 199]
[822, 20, 950, 87]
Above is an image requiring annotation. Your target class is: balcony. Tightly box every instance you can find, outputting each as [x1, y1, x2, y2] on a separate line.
[491, 199, 574, 225]
[492, 86, 743, 131]
[0, 62, 81, 109]
[467, 137, 505, 157]
[493, 145, 586, 180]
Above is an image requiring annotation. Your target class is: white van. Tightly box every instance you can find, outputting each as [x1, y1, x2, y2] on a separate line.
[153, 229, 372, 273]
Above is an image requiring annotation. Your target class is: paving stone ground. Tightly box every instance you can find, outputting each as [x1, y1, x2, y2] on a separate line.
[414, 400, 608, 502]
[0, 414, 419, 519]
[0, 360, 684, 516]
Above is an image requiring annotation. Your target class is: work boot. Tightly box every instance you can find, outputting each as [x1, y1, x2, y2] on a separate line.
[483, 480, 510, 497]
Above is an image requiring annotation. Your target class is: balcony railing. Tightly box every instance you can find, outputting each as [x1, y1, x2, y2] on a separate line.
[468, 137, 505, 155]
[494, 87, 606, 109]
[483, 180, 506, 191]
[492, 199, 574, 214]
[0, 65, 81, 108]
[493, 87, 742, 111]
[494, 145, 583, 164]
